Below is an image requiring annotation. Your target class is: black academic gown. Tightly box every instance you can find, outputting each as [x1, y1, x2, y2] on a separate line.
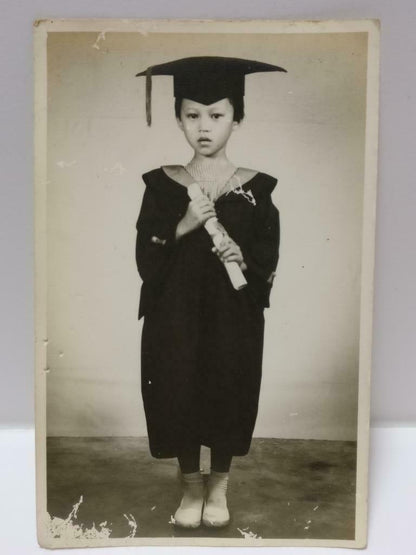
[135, 167, 280, 458]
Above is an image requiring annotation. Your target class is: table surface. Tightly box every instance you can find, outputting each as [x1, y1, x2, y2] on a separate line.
[1, 427, 414, 554]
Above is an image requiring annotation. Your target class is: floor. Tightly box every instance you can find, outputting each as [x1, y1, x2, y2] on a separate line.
[47, 437, 356, 540]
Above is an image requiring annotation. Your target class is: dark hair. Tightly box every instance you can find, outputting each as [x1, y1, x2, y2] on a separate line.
[175, 96, 245, 123]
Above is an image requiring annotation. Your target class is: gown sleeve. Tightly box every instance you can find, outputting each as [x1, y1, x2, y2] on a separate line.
[135, 186, 178, 282]
[135, 171, 185, 318]
[240, 176, 280, 308]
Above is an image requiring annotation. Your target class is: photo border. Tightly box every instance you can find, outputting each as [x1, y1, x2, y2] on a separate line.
[34, 17, 380, 549]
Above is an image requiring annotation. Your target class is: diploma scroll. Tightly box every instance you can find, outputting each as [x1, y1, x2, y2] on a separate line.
[187, 182, 248, 291]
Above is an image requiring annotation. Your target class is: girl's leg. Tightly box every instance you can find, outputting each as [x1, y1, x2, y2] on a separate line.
[177, 444, 201, 473]
[174, 444, 204, 528]
[203, 447, 232, 527]
[211, 448, 233, 472]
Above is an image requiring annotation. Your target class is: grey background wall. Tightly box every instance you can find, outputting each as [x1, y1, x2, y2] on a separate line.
[1, 1, 415, 433]
[44, 30, 365, 440]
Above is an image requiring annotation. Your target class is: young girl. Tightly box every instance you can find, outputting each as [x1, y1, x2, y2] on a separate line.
[135, 57, 286, 529]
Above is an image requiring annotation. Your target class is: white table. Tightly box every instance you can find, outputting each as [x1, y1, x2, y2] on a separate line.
[1, 428, 414, 554]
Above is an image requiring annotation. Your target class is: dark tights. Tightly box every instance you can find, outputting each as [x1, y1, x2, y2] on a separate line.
[177, 444, 233, 473]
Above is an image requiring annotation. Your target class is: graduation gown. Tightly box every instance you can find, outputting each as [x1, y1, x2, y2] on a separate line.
[135, 167, 280, 458]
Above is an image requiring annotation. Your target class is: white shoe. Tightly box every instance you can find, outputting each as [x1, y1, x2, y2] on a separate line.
[202, 471, 230, 527]
[174, 471, 205, 528]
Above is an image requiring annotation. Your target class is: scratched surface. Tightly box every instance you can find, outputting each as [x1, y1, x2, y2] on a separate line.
[47, 437, 356, 540]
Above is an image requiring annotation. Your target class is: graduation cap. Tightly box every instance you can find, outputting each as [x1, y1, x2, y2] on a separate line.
[135, 56, 287, 126]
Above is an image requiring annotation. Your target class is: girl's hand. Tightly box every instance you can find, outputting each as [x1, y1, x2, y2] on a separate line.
[175, 196, 216, 240]
[212, 236, 247, 270]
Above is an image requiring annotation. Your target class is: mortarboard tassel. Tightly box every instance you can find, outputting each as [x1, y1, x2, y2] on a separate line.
[145, 67, 152, 126]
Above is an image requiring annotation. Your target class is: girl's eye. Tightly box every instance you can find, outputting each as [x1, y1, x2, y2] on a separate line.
[211, 113, 223, 119]
[187, 113, 198, 119]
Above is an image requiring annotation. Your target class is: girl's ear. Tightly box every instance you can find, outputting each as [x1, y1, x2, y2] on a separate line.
[232, 120, 240, 131]
[176, 117, 184, 131]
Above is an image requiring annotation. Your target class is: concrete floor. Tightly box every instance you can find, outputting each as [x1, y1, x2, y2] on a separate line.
[47, 437, 356, 540]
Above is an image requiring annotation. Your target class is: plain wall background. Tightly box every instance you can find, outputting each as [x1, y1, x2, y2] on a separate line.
[44, 29, 366, 440]
[1, 1, 415, 433]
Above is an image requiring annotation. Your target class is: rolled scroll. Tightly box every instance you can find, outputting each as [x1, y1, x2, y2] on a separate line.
[187, 182, 247, 291]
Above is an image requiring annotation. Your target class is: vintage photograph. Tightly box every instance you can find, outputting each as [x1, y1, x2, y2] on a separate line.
[34, 18, 379, 549]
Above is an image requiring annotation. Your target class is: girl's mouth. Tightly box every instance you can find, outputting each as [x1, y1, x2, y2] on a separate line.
[198, 138, 212, 143]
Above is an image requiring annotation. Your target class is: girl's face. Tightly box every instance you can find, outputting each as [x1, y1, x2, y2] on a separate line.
[176, 98, 239, 157]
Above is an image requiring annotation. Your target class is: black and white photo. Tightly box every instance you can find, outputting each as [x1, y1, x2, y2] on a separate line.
[34, 18, 379, 549]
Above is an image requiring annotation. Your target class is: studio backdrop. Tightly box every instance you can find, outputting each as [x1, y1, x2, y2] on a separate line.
[45, 30, 367, 441]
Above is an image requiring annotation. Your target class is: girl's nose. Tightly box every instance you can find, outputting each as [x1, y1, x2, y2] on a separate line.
[199, 115, 211, 132]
